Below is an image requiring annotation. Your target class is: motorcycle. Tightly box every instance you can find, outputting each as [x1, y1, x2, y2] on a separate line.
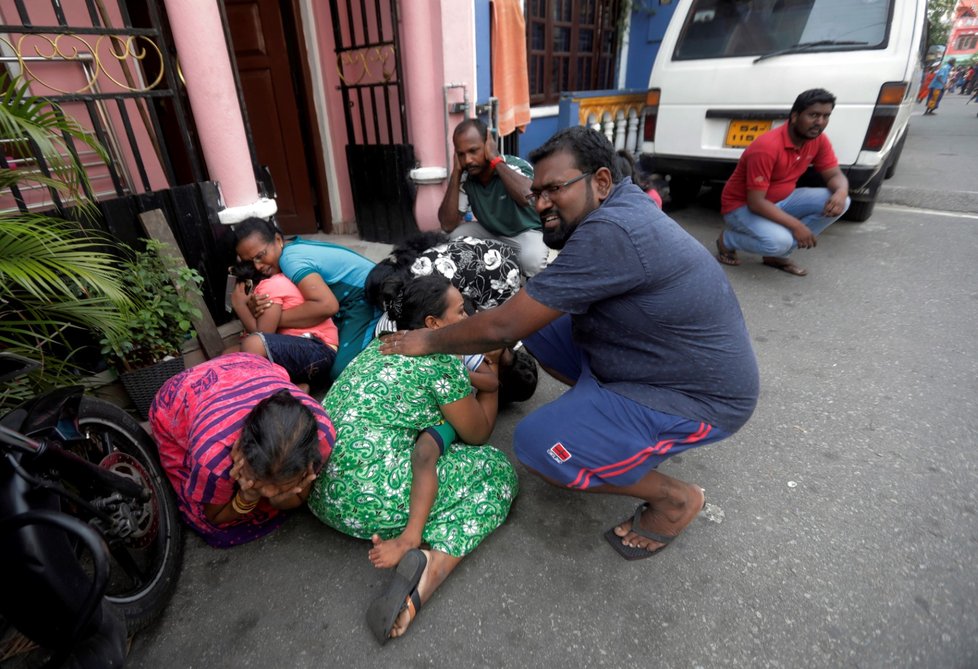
[0, 352, 183, 667]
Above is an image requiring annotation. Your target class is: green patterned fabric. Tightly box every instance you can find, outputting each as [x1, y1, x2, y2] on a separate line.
[307, 340, 517, 557]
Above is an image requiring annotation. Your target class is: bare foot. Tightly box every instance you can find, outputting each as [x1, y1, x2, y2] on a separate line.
[613, 484, 705, 554]
[368, 533, 420, 569]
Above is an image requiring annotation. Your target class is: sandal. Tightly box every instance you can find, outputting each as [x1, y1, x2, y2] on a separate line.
[715, 237, 740, 266]
[604, 503, 677, 560]
[762, 258, 808, 276]
[365, 549, 427, 644]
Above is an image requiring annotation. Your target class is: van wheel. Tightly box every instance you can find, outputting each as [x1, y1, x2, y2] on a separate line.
[666, 176, 702, 209]
[884, 130, 908, 179]
[843, 198, 875, 222]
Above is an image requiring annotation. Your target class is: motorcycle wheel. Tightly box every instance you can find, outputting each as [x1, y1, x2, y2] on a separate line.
[71, 397, 183, 633]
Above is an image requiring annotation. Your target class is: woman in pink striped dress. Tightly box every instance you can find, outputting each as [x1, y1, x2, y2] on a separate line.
[149, 353, 335, 548]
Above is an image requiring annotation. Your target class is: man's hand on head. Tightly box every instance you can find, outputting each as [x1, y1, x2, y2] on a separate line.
[484, 132, 499, 162]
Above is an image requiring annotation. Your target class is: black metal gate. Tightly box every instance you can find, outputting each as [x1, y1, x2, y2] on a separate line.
[328, 0, 418, 244]
[0, 0, 239, 322]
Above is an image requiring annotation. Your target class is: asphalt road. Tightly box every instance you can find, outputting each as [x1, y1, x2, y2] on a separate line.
[127, 102, 978, 669]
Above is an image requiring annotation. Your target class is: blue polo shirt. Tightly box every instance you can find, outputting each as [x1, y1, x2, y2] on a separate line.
[525, 179, 759, 433]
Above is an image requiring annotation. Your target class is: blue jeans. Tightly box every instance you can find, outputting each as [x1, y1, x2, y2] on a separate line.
[253, 332, 337, 384]
[721, 188, 850, 259]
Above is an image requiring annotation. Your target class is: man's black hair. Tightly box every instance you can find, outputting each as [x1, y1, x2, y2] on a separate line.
[453, 118, 489, 142]
[791, 88, 836, 115]
[528, 126, 622, 183]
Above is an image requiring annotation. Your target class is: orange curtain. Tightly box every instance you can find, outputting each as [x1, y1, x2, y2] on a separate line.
[490, 0, 531, 136]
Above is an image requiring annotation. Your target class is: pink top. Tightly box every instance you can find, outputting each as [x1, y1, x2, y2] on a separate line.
[645, 188, 663, 208]
[257, 273, 339, 347]
[149, 353, 335, 547]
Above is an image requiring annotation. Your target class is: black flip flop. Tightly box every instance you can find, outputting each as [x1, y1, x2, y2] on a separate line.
[604, 502, 677, 561]
[366, 549, 427, 644]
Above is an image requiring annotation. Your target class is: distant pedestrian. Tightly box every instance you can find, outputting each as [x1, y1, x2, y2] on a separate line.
[917, 68, 936, 103]
[925, 58, 955, 115]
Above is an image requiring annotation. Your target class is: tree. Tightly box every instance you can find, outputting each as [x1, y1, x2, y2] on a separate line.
[928, 0, 957, 49]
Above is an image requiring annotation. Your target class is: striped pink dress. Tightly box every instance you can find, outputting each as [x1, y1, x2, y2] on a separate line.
[149, 353, 334, 547]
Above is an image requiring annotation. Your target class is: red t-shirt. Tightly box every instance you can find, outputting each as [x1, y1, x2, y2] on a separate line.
[720, 123, 838, 214]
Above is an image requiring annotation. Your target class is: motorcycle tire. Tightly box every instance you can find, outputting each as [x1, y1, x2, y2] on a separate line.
[72, 397, 183, 634]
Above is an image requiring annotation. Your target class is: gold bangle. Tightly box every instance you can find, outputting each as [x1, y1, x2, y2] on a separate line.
[231, 492, 259, 515]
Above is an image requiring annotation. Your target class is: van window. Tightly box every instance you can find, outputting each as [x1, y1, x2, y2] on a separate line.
[673, 0, 894, 60]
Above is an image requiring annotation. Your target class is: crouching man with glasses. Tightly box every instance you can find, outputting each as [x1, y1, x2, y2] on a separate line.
[384, 126, 759, 561]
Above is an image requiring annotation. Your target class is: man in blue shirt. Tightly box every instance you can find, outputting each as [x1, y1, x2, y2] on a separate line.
[385, 126, 759, 561]
[925, 58, 956, 115]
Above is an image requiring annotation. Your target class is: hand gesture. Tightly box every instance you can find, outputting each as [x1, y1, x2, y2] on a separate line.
[823, 190, 848, 218]
[247, 291, 272, 319]
[484, 132, 499, 162]
[230, 445, 262, 503]
[379, 330, 431, 357]
[792, 225, 817, 249]
[266, 463, 317, 507]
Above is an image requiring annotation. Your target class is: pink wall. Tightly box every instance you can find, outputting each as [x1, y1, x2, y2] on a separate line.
[309, 1, 356, 228]
[0, 0, 169, 212]
[303, 0, 479, 232]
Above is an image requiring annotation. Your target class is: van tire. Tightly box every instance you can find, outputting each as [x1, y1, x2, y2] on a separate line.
[843, 198, 876, 222]
[666, 176, 702, 208]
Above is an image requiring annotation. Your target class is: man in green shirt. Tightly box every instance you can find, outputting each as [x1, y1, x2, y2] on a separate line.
[438, 119, 548, 277]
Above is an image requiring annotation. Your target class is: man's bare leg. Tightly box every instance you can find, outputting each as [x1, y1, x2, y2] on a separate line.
[526, 465, 704, 556]
[598, 470, 705, 553]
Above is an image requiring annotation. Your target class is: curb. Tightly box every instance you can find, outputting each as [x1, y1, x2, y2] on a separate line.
[878, 185, 978, 214]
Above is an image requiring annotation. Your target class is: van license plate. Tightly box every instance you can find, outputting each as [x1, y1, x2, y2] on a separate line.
[725, 120, 772, 148]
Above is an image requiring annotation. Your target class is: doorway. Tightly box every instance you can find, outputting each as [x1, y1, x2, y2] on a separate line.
[224, 0, 330, 234]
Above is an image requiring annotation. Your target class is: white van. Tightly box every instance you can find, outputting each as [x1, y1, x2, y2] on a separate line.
[640, 0, 927, 221]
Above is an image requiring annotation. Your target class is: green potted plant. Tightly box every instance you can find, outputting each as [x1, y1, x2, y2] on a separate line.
[0, 74, 134, 412]
[100, 238, 204, 418]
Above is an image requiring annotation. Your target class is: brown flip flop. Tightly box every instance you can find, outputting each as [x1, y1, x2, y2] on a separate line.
[762, 258, 808, 276]
[715, 237, 740, 266]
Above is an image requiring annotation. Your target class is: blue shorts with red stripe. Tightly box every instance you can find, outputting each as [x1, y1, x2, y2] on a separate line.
[515, 317, 729, 490]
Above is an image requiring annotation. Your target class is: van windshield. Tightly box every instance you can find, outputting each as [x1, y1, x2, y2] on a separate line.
[673, 0, 893, 60]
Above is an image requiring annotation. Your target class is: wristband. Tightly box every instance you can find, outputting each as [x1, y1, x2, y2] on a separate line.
[489, 156, 504, 172]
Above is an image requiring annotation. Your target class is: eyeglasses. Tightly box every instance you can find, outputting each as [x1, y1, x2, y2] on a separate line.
[246, 242, 273, 266]
[525, 172, 592, 206]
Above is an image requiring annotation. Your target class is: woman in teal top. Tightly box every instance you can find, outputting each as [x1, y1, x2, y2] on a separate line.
[234, 218, 381, 380]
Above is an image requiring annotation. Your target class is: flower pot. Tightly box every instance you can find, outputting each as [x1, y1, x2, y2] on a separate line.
[120, 357, 185, 420]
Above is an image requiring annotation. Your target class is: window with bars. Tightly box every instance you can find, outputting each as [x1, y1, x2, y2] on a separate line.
[956, 34, 977, 51]
[525, 0, 623, 106]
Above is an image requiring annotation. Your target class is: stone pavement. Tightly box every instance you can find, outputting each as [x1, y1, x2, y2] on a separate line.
[128, 200, 978, 668]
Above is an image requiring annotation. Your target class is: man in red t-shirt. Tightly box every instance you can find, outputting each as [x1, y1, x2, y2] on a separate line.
[716, 89, 850, 277]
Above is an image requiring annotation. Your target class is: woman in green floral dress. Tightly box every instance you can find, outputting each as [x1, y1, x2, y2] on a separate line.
[308, 274, 517, 642]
